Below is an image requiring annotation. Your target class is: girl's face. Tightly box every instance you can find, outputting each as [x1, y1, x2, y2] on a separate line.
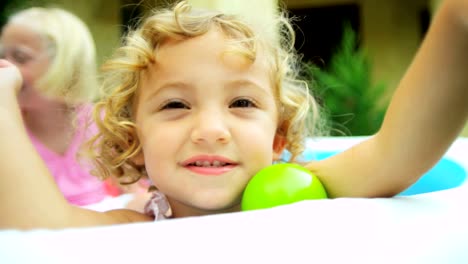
[0, 23, 53, 110]
[134, 29, 284, 217]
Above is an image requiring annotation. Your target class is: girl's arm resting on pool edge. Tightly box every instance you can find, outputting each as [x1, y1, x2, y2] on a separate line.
[0, 62, 151, 229]
[305, 0, 468, 198]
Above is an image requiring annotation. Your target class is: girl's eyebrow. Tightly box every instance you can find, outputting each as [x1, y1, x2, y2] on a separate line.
[225, 79, 270, 94]
[144, 81, 190, 102]
[144, 79, 271, 103]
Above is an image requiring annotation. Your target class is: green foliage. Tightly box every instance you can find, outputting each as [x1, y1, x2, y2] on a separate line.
[1, 0, 47, 27]
[305, 24, 387, 136]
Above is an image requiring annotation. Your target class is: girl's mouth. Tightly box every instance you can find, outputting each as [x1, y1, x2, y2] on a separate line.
[189, 160, 231, 167]
[182, 155, 238, 176]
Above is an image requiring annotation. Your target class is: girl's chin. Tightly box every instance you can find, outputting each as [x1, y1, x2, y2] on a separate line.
[171, 199, 242, 217]
[195, 200, 241, 214]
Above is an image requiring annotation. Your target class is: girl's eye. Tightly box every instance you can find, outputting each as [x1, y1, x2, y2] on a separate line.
[160, 101, 190, 110]
[12, 51, 32, 64]
[0, 47, 35, 65]
[230, 98, 257, 108]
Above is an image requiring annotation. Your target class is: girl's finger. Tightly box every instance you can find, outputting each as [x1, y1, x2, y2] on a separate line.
[0, 59, 15, 68]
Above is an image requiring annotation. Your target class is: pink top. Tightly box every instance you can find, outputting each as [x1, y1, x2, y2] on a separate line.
[27, 105, 107, 206]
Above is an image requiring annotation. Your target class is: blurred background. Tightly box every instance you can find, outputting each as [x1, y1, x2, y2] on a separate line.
[1, 0, 466, 137]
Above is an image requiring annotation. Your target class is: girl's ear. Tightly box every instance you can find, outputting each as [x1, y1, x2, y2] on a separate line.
[272, 134, 286, 160]
[128, 129, 144, 165]
[273, 121, 288, 160]
[131, 149, 145, 166]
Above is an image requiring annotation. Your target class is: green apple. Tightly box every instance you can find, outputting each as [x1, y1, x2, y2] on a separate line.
[241, 163, 328, 211]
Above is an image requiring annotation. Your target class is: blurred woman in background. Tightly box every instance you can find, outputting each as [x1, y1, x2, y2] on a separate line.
[0, 7, 110, 205]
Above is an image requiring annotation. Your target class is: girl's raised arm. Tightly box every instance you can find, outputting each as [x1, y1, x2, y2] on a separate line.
[306, 0, 468, 198]
[0, 60, 149, 229]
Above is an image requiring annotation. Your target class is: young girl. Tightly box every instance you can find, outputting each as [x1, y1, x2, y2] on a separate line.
[0, 7, 109, 205]
[0, 0, 467, 228]
[0, 7, 148, 206]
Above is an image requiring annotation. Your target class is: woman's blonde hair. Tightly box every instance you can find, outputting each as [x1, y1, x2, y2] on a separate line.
[88, 1, 324, 184]
[8, 7, 99, 103]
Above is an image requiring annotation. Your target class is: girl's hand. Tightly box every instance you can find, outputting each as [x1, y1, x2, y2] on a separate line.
[0, 59, 22, 95]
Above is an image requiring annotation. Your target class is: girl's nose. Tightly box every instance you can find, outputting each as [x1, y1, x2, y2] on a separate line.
[190, 110, 231, 145]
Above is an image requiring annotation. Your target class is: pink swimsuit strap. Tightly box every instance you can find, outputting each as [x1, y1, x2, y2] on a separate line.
[144, 191, 172, 221]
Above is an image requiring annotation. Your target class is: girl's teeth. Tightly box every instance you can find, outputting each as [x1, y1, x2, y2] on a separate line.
[193, 160, 227, 167]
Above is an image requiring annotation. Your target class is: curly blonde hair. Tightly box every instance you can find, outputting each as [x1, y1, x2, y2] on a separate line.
[8, 7, 99, 103]
[87, 1, 324, 184]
